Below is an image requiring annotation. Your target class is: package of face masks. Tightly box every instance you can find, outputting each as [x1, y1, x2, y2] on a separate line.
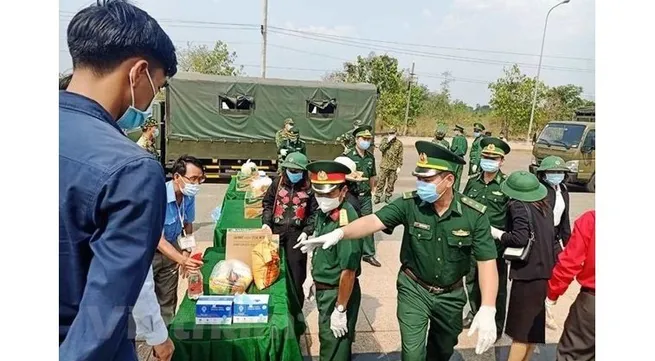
[195, 295, 234, 325]
[232, 294, 270, 324]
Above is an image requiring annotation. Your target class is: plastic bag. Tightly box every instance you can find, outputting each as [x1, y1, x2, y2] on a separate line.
[250, 176, 273, 198]
[209, 259, 253, 295]
[210, 206, 222, 223]
[251, 238, 280, 290]
[240, 159, 258, 177]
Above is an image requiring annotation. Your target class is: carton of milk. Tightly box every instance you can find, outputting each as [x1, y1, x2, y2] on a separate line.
[195, 295, 234, 325]
[232, 294, 270, 324]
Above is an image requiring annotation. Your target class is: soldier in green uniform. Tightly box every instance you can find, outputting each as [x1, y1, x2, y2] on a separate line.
[297, 141, 500, 360]
[468, 122, 486, 176]
[450, 125, 468, 191]
[278, 127, 307, 163]
[461, 137, 511, 339]
[344, 125, 380, 267]
[275, 118, 295, 148]
[375, 127, 403, 204]
[305, 160, 363, 361]
[336, 119, 363, 153]
[137, 117, 159, 159]
[432, 124, 450, 148]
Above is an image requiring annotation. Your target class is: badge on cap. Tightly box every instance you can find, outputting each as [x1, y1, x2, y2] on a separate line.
[484, 144, 496, 152]
[418, 153, 428, 165]
[317, 171, 328, 181]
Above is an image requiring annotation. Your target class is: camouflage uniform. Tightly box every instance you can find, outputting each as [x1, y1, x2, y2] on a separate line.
[278, 127, 307, 163]
[275, 118, 295, 148]
[432, 124, 450, 149]
[375, 130, 403, 204]
[336, 119, 364, 153]
[137, 117, 159, 160]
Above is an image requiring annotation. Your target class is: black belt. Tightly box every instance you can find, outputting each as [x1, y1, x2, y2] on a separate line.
[581, 286, 595, 295]
[402, 267, 463, 294]
[314, 281, 338, 291]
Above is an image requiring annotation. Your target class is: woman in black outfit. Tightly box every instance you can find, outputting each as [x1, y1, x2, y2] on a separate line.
[489, 171, 558, 361]
[536, 156, 572, 256]
[262, 152, 318, 307]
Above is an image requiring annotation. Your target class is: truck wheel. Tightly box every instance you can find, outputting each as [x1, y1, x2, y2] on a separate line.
[586, 174, 595, 193]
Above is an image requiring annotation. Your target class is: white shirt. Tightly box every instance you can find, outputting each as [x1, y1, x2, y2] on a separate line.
[133, 266, 168, 346]
[553, 185, 565, 227]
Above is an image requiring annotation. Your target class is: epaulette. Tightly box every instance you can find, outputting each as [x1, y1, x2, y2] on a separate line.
[339, 209, 349, 226]
[403, 191, 417, 200]
[468, 173, 479, 179]
[460, 195, 487, 214]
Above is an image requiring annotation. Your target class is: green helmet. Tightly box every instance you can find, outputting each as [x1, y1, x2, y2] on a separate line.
[500, 171, 548, 202]
[536, 156, 569, 172]
[281, 152, 309, 170]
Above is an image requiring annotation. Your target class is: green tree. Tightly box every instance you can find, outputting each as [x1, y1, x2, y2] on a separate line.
[178, 41, 243, 76]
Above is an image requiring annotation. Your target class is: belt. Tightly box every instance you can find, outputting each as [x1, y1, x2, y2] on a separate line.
[314, 281, 338, 291]
[581, 286, 595, 295]
[402, 267, 463, 294]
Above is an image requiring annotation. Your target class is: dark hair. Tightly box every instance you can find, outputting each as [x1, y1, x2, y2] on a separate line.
[59, 74, 72, 90]
[172, 155, 204, 176]
[67, 0, 177, 77]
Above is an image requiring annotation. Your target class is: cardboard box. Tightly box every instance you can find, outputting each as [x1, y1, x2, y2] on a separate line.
[232, 294, 270, 324]
[195, 295, 234, 325]
[225, 229, 279, 270]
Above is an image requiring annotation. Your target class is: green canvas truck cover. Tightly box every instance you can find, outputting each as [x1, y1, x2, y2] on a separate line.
[167, 72, 378, 142]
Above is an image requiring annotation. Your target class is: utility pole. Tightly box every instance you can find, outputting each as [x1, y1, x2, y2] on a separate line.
[260, 0, 269, 78]
[402, 62, 415, 136]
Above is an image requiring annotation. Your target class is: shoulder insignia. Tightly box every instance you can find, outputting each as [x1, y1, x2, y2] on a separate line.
[339, 209, 349, 226]
[460, 196, 487, 214]
[403, 191, 417, 200]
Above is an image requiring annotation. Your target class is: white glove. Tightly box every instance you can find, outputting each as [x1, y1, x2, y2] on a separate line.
[330, 308, 348, 338]
[545, 298, 557, 330]
[396, 167, 401, 174]
[294, 229, 344, 253]
[280, 149, 288, 156]
[472, 164, 478, 173]
[296, 232, 308, 243]
[302, 274, 315, 301]
[467, 305, 497, 355]
[261, 224, 272, 233]
[490, 226, 504, 240]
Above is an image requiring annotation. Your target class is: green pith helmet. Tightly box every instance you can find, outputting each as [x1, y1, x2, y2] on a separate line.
[412, 140, 466, 177]
[500, 171, 548, 202]
[480, 137, 511, 158]
[280, 152, 309, 170]
[536, 156, 569, 172]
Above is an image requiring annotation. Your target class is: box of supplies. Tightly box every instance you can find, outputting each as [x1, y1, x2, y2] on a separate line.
[226, 229, 278, 270]
[244, 191, 264, 219]
[236, 172, 256, 192]
[195, 295, 234, 325]
[232, 294, 270, 324]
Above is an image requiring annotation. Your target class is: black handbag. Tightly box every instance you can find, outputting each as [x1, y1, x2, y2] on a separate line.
[503, 202, 535, 262]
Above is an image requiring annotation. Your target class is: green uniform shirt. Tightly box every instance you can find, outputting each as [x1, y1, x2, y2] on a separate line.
[375, 192, 497, 287]
[279, 139, 307, 156]
[469, 135, 484, 163]
[379, 137, 403, 170]
[463, 171, 509, 230]
[311, 201, 363, 285]
[433, 138, 450, 149]
[450, 135, 468, 158]
[345, 148, 376, 194]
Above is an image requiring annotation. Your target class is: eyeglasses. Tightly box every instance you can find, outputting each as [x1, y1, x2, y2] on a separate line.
[180, 174, 206, 184]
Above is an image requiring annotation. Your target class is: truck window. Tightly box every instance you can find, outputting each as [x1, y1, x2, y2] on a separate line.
[537, 123, 586, 148]
[218, 95, 254, 114]
[307, 99, 337, 119]
[583, 129, 595, 148]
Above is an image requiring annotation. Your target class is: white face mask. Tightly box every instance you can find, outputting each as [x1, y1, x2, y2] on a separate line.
[315, 196, 340, 213]
[179, 177, 200, 197]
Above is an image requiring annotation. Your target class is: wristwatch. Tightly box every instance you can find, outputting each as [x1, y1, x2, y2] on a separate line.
[336, 304, 346, 313]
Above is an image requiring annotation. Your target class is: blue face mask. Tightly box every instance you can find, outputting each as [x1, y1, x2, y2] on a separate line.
[545, 173, 565, 186]
[117, 68, 156, 132]
[416, 178, 446, 204]
[473, 131, 481, 138]
[286, 170, 303, 184]
[479, 158, 500, 173]
[357, 140, 371, 150]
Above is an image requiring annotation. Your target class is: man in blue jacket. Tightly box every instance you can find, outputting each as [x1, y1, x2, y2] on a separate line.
[59, 1, 177, 360]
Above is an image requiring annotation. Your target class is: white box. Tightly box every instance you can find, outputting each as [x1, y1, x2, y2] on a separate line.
[195, 295, 234, 325]
[232, 294, 270, 324]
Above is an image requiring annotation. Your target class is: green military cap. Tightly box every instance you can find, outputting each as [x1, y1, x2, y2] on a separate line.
[353, 119, 364, 127]
[142, 117, 158, 129]
[412, 140, 466, 177]
[453, 124, 464, 131]
[480, 137, 511, 158]
[353, 125, 373, 138]
[536, 155, 569, 172]
[289, 126, 300, 135]
[284, 118, 295, 126]
[500, 171, 547, 202]
[388, 127, 397, 134]
[473, 122, 486, 131]
[307, 160, 352, 194]
[280, 152, 309, 170]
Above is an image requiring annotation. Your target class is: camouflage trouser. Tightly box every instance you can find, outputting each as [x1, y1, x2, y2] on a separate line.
[375, 168, 398, 201]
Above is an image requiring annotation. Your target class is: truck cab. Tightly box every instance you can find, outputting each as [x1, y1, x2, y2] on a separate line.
[529, 107, 596, 192]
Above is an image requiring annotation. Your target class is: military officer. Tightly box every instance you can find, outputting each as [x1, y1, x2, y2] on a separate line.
[279, 127, 307, 162]
[375, 127, 403, 204]
[344, 125, 380, 267]
[297, 141, 500, 360]
[450, 125, 468, 191]
[432, 124, 450, 148]
[137, 117, 159, 159]
[468, 122, 486, 175]
[336, 119, 363, 153]
[275, 118, 295, 148]
[462, 137, 511, 339]
[305, 160, 363, 361]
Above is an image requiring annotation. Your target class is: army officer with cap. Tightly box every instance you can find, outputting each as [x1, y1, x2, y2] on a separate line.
[297, 141, 499, 360]
[305, 160, 363, 361]
[468, 122, 486, 175]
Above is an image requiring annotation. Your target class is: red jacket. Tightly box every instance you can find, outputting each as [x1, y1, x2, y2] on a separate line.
[547, 210, 595, 301]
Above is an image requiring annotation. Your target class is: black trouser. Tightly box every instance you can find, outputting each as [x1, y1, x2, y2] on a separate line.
[273, 225, 307, 308]
[557, 289, 595, 361]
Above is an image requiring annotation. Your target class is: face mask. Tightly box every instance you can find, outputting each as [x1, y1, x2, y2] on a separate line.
[545, 173, 565, 186]
[315, 195, 340, 213]
[358, 140, 371, 150]
[479, 159, 500, 173]
[117, 68, 157, 132]
[388, 134, 396, 140]
[473, 131, 481, 138]
[180, 177, 201, 197]
[416, 178, 447, 203]
[286, 170, 303, 184]
[153, 128, 160, 138]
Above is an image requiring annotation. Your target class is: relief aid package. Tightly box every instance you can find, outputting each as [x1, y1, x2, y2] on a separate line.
[208, 259, 253, 295]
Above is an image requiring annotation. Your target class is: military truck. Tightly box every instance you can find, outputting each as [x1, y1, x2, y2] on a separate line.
[529, 107, 596, 192]
[145, 73, 378, 179]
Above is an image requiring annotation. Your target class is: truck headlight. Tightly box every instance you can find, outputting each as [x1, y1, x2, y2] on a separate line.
[566, 160, 579, 173]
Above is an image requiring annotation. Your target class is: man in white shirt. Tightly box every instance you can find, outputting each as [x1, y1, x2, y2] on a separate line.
[133, 266, 174, 361]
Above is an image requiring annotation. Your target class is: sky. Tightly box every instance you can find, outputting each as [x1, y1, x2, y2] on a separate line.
[58, 0, 595, 106]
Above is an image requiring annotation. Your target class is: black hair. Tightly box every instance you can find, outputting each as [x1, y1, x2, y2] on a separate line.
[172, 155, 205, 176]
[67, 0, 177, 77]
[59, 74, 72, 90]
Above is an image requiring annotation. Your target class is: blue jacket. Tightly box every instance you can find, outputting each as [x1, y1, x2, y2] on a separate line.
[59, 91, 166, 361]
